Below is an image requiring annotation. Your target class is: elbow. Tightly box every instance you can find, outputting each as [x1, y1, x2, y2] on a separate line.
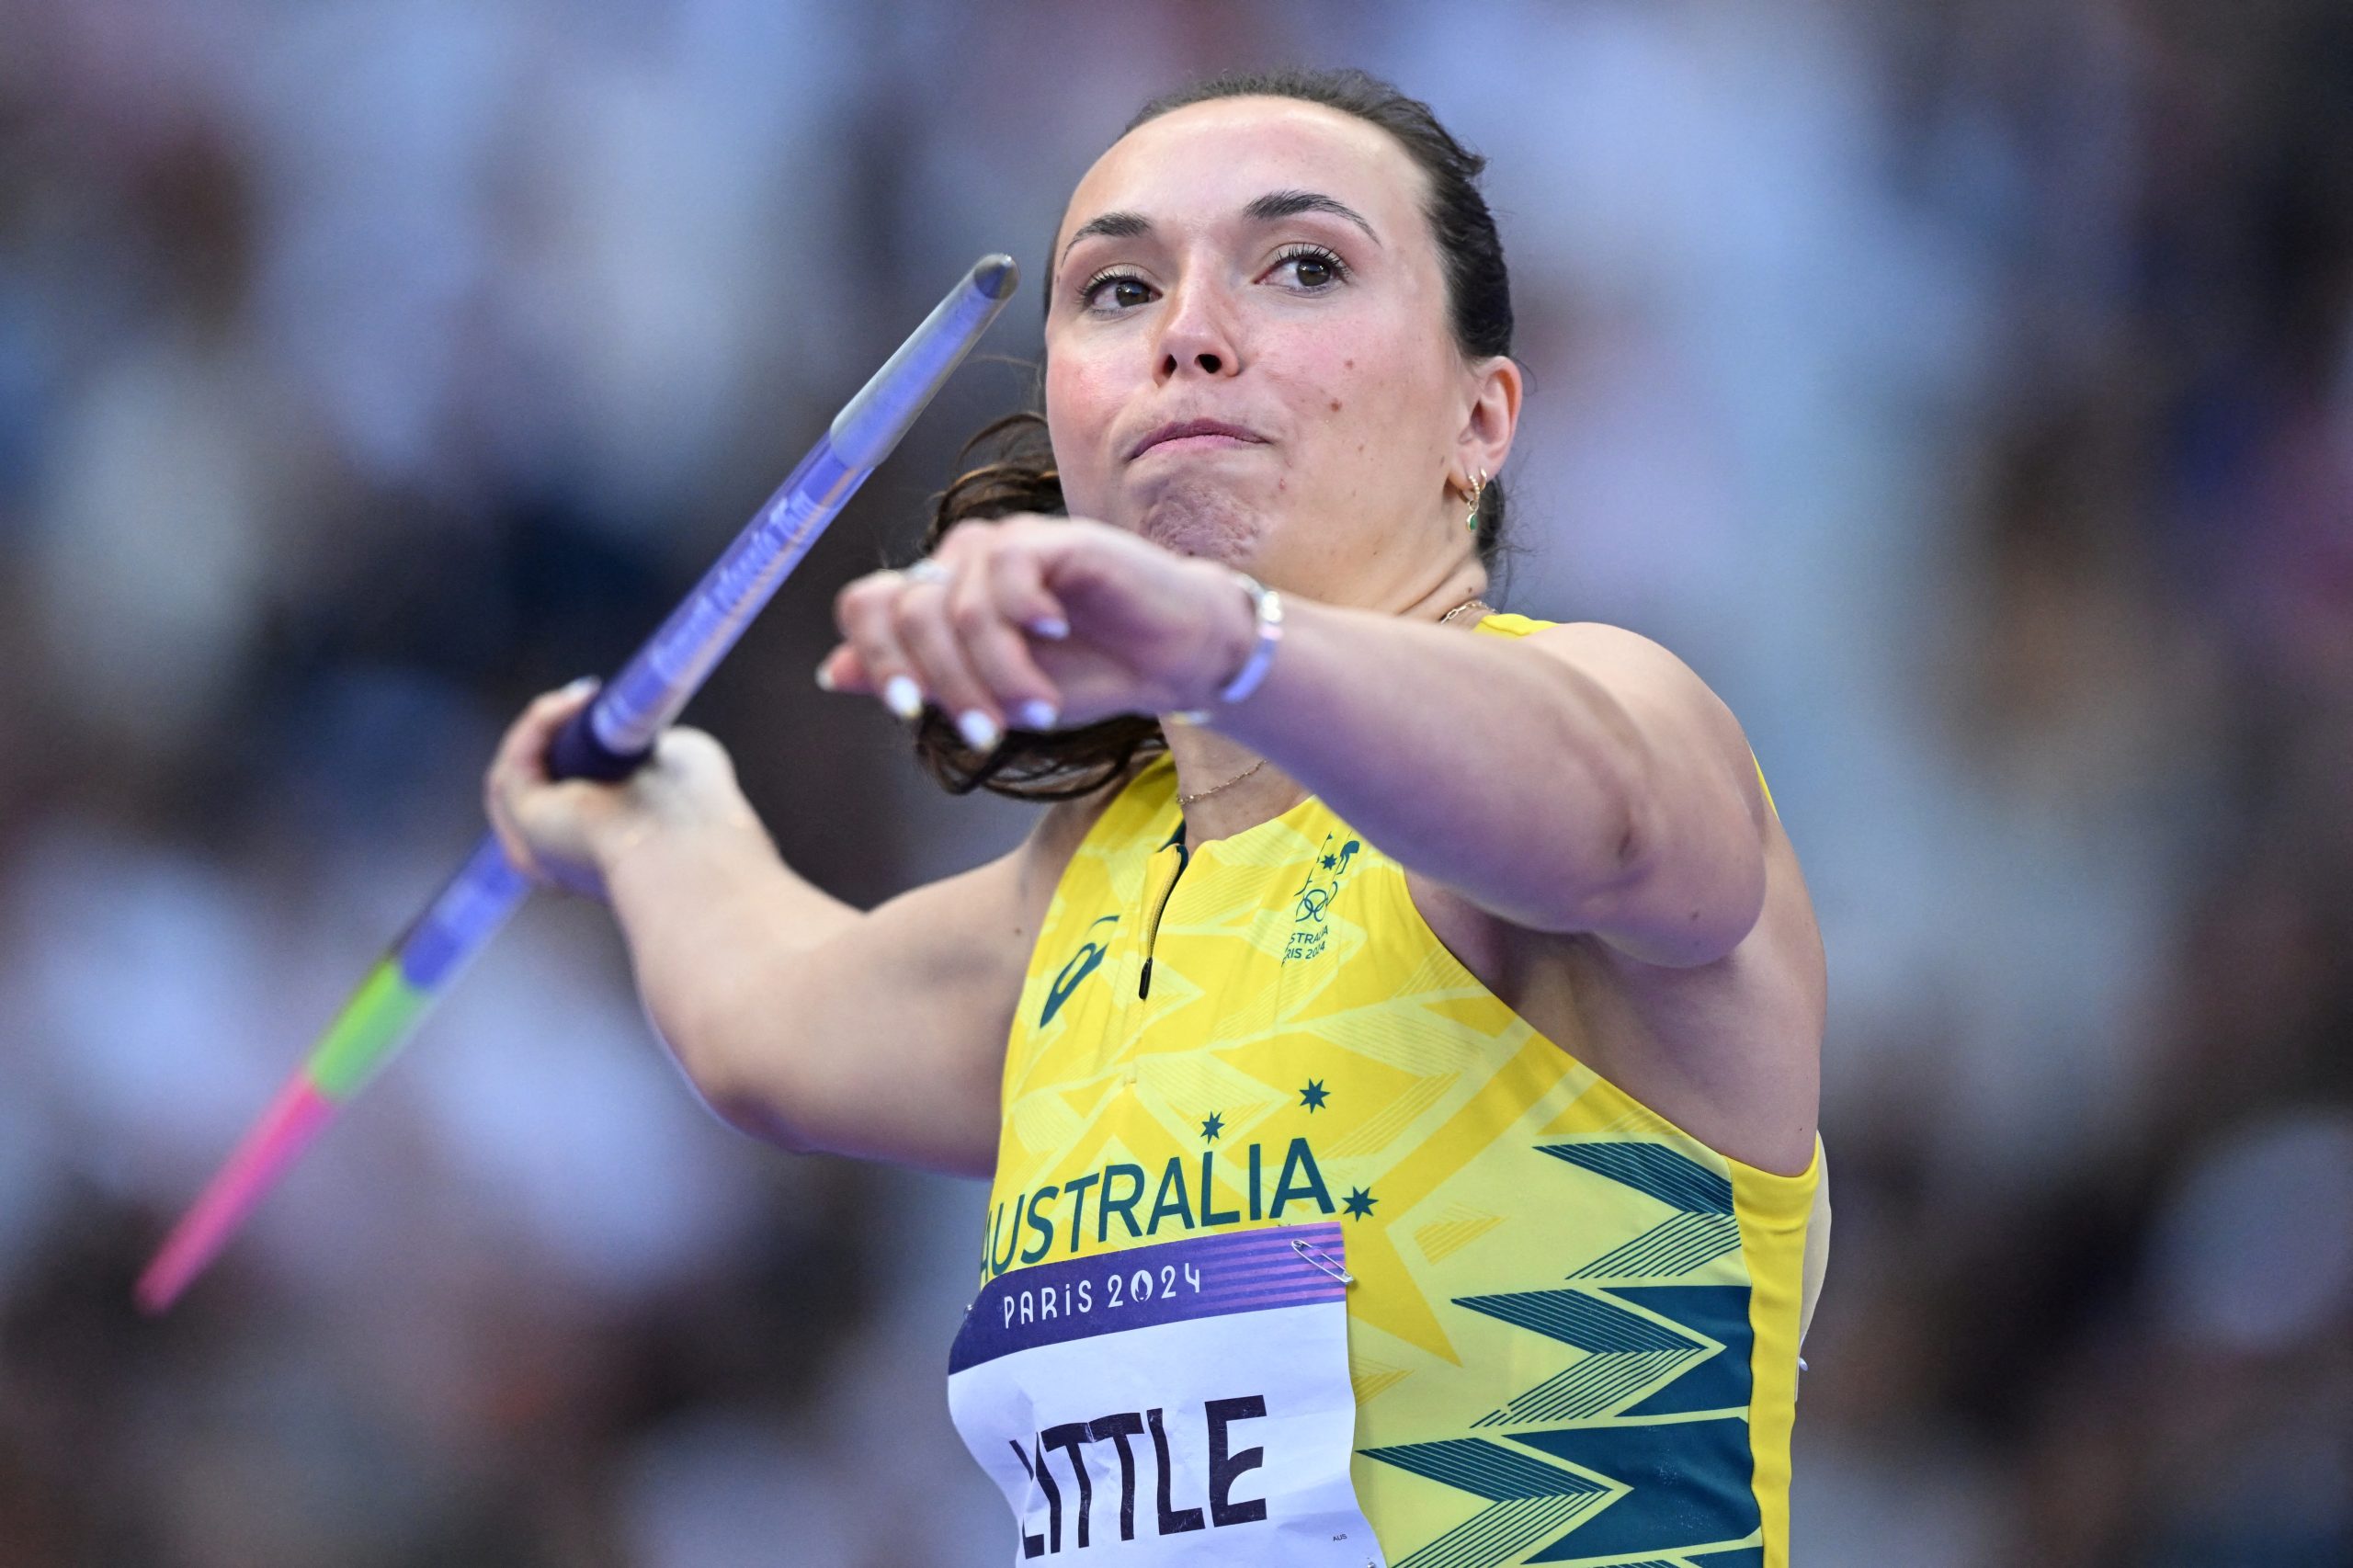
[644, 984, 821, 1153]
[1593, 719, 1662, 892]
[1704, 834, 1772, 963]
[1517, 633, 1771, 964]
[681, 1047, 825, 1154]
[702, 1084, 822, 1153]
[1581, 759, 1770, 969]
[642, 983, 730, 1101]
[1511, 752, 1654, 938]
[1531, 663, 1658, 897]
[1634, 821, 1769, 969]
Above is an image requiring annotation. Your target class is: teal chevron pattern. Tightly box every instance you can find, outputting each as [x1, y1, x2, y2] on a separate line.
[1544, 1142, 1743, 1281]
[1461, 1288, 1711, 1426]
[1362, 1142, 1767, 1566]
[1538, 1142, 1733, 1211]
[1516, 1414, 1756, 1561]
[1357, 1439, 1611, 1568]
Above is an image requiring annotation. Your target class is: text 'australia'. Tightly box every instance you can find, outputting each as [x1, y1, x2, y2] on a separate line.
[983, 1138, 1335, 1282]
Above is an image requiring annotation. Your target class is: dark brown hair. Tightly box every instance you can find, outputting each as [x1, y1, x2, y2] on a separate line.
[911, 66, 1516, 800]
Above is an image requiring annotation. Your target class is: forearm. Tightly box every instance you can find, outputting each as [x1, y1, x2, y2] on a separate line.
[1205, 599, 1653, 929]
[603, 815, 863, 1104]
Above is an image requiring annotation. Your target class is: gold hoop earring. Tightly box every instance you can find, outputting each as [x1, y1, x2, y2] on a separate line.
[1462, 468, 1489, 530]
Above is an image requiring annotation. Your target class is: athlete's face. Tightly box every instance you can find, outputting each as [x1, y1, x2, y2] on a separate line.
[1042, 97, 1518, 608]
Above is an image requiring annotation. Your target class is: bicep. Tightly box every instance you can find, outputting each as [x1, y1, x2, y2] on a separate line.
[1525, 623, 1770, 967]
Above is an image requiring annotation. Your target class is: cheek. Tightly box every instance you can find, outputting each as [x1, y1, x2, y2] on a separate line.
[1043, 358, 1118, 478]
[1279, 323, 1449, 477]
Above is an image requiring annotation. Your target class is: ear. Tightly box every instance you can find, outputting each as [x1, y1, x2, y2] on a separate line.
[1453, 354, 1522, 487]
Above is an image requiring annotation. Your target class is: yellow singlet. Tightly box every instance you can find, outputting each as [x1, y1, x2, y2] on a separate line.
[974, 613, 1824, 1568]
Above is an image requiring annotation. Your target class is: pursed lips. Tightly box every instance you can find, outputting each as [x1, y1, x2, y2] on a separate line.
[1126, 419, 1269, 461]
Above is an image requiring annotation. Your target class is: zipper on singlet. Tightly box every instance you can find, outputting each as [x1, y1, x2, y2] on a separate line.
[1136, 820, 1189, 1000]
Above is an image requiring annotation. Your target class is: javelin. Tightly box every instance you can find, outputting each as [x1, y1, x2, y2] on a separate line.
[136, 255, 1021, 1313]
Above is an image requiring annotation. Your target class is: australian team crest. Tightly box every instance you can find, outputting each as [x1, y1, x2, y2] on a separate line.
[1283, 834, 1361, 963]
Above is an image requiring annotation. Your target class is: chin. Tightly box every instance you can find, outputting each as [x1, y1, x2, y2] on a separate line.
[1131, 478, 1265, 565]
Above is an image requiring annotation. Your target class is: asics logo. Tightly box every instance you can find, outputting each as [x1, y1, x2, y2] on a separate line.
[1040, 915, 1120, 1027]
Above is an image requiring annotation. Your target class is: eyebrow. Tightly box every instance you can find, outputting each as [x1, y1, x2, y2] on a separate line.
[1059, 210, 1153, 265]
[1244, 188, 1381, 244]
[1056, 188, 1382, 267]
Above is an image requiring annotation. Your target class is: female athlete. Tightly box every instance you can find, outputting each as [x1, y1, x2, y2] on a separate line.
[487, 67, 1829, 1568]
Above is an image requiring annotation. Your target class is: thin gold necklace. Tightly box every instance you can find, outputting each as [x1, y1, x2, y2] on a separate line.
[1439, 596, 1491, 625]
[1177, 756, 1264, 808]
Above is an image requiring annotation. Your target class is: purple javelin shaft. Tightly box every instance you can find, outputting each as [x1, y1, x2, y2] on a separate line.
[427, 251, 1016, 998]
[142, 256, 1017, 1308]
[551, 253, 1020, 778]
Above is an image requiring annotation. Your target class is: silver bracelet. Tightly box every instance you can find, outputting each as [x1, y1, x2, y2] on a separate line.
[1172, 572, 1283, 725]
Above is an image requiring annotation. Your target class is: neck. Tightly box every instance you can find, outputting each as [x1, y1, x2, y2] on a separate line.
[1159, 560, 1489, 843]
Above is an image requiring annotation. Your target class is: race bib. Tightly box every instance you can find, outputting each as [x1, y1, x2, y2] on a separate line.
[948, 1223, 1384, 1565]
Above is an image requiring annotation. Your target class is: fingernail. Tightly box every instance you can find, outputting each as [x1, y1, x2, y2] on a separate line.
[883, 675, 923, 720]
[1018, 699, 1059, 731]
[814, 662, 836, 692]
[563, 675, 599, 696]
[1029, 616, 1070, 641]
[957, 710, 1002, 750]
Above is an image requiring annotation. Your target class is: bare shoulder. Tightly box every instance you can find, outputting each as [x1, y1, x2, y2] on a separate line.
[1518, 621, 1755, 764]
[1515, 619, 1691, 670]
[1518, 619, 1685, 664]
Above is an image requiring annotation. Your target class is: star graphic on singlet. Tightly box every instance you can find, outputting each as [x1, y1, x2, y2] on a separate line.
[1342, 1186, 1378, 1220]
[1320, 853, 1336, 869]
[1299, 1080, 1329, 1111]
[1200, 1112, 1224, 1142]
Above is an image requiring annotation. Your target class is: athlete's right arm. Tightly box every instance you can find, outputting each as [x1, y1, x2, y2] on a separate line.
[484, 683, 1109, 1179]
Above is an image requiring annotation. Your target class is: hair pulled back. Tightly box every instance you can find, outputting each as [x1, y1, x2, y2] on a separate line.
[912, 66, 1515, 800]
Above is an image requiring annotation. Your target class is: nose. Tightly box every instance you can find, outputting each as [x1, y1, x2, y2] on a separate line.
[1153, 278, 1241, 384]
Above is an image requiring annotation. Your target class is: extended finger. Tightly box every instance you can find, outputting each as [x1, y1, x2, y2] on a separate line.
[893, 569, 1006, 750]
[835, 571, 926, 721]
[955, 551, 1065, 730]
[814, 641, 874, 696]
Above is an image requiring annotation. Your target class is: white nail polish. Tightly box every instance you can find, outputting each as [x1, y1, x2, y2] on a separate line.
[1019, 699, 1059, 731]
[1030, 616, 1070, 640]
[958, 710, 1002, 750]
[884, 675, 923, 720]
[814, 663, 836, 691]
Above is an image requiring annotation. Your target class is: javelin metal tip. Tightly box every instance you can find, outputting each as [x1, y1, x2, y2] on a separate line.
[972, 254, 1019, 301]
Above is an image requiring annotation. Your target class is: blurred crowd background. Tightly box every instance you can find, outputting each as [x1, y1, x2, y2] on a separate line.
[2, 0, 2348, 1563]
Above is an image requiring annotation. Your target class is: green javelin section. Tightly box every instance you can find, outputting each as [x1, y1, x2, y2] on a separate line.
[305, 960, 434, 1102]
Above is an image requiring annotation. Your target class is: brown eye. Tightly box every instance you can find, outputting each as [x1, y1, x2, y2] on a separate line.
[1081, 270, 1154, 311]
[1270, 247, 1348, 291]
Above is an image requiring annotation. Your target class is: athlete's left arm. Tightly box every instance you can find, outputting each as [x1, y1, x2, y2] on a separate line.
[1216, 605, 1772, 967]
[816, 519, 1767, 966]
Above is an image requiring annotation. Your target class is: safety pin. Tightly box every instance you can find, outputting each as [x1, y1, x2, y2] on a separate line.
[1290, 1235, 1355, 1284]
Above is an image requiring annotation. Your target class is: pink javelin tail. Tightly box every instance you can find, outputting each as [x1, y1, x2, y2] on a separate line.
[135, 1074, 339, 1314]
